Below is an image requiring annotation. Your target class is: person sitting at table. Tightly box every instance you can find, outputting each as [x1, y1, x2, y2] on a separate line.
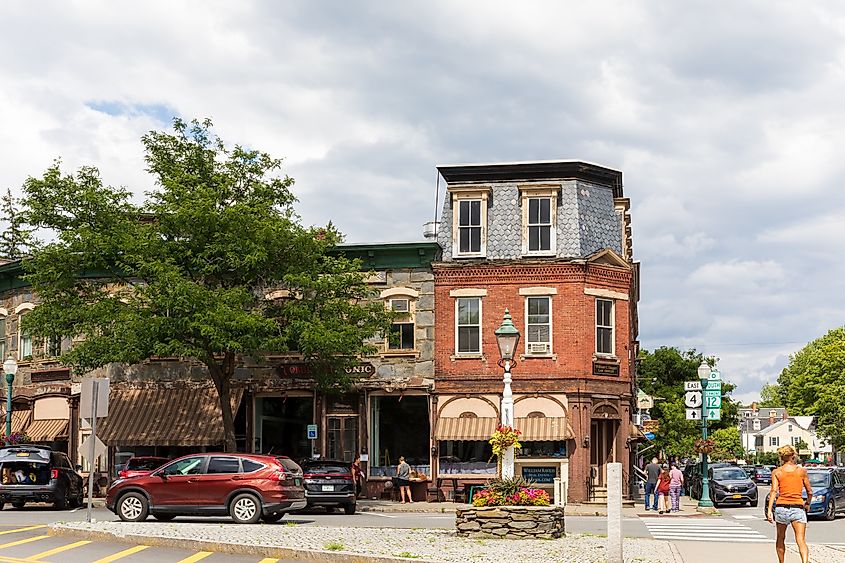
[397, 456, 412, 503]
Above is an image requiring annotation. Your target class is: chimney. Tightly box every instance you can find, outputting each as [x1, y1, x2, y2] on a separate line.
[769, 414, 776, 425]
[751, 402, 758, 412]
[782, 411, 788, 420]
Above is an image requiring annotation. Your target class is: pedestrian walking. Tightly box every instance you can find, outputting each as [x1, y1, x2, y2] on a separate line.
[657, 464, 671, 514]
[767, 445, 812, 563]
[669, 463, 684, 512]
[352, 454, 365, 498]
[397, 456, 413, 504]
[644, 457, 661, 511]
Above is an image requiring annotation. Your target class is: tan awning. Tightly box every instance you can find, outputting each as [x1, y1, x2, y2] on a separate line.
[1, 410, 32, 434]
[515, 417, 574, 441]
[97, 386, 244, 447]
[629, 423, 648, 442]
[26, 419, 69, 442]
[435, 417, 498, 440]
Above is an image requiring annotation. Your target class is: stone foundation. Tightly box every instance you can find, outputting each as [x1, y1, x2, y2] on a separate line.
[455, 506, 565, 539]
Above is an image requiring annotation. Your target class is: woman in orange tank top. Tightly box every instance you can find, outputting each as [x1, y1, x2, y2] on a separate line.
[767, 444, 813, 563]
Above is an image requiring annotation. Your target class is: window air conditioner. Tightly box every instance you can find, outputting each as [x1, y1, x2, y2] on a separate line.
[528, 342, 550, 354]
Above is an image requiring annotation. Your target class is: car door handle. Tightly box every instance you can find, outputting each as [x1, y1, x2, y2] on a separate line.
[187, 478, 200, 483]
[231, 476, 245, 481]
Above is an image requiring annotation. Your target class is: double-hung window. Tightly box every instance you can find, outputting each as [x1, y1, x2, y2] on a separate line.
[527, 198, 552, 253]
[18, 313, 32, 359]
[769, 436, 779, 447]
[595, 299, 614, 356]
[0, 316, 6, 359]
[458, 200, 482, 254]
[380, 289, 419, 353]
[456, 298, 481, 354]
[526, 297, 551, 355]
[450, 187, 490, 258]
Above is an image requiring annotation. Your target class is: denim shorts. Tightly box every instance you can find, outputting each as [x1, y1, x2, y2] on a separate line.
[774, 506, 807, 524]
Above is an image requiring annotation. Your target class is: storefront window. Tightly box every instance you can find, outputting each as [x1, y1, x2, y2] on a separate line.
[438, 440, 496, 474]
[370, 395, 429, 477]
[517, 441, 567, 458]
[257, 396, 313, 462]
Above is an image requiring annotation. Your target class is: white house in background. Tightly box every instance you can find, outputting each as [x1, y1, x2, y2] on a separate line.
[739, 405, 788, 453]
[754, 416, 833, 459]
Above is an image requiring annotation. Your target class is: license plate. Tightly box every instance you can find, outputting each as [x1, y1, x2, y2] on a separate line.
[16, 452, 30, 457]
[732, 494, 742, 499]
[295, 478, 301, 487]
[322, 485, 334, 492]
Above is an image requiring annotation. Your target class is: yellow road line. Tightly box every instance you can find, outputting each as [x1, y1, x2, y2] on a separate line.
[176, 552, 213, 563]
[0, 536, 50, 551]
[0, 555, 47, 563]
[26, 540, 91, 561]
[90, 545, 149, 563]
[0, 527, 46, 537]
[258, 559, 279, 563]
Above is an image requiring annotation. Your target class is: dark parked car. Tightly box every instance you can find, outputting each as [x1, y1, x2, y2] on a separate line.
[118, 456, 170, 479]
[106, 453, 305, 524]
[686, 462, 731, 500]
[688, 464, 757, 507]
[749, 467, 772, 485]
[300, 460, 356, 514]
[0, 445, 84, 510]
[764, 468, 845, 520]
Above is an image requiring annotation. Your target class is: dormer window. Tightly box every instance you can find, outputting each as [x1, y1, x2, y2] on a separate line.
[520, 186, 558, 256]
[449, 186, 490, 258]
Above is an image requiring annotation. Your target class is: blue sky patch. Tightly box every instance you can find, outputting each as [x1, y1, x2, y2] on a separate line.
[86, 100, 177, 124]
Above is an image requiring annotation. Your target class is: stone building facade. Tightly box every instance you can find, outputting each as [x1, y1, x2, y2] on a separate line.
[432, 161, 639, 503]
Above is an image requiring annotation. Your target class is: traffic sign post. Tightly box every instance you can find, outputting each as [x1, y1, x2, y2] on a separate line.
[696, 366, 721, 510]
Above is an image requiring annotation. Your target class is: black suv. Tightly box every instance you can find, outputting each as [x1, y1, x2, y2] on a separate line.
[300, 460, 357, 514]
[0, 445, 84, 510]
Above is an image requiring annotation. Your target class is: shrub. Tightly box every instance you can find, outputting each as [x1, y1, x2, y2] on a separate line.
[471, 477, 551, 507]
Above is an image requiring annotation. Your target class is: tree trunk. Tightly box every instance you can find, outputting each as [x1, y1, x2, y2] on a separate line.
[206, 350, 237, 453]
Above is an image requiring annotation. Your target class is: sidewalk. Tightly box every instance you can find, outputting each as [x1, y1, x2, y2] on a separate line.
[674, 540, 845, 563]
[355, 499, 649, 517]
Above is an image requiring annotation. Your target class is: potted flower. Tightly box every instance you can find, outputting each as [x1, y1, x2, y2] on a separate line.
[489, 425, 522, 477]
[1, 431, 32, 446]
[694, 438, 716, 454]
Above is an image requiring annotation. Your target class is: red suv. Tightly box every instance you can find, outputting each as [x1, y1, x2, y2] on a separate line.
[119, 456, 170, 479]
[106, 453, 305, 524]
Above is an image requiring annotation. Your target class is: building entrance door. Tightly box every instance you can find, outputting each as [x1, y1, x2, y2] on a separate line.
[327, 416, 358, 462]
[590, 419, 618, 488]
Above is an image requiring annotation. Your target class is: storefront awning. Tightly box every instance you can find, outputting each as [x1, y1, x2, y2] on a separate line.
[435, 417, 498, 440]
[515, 417, 574, 441]
[629, 423, 648, 442]
[0, 410, 32, 434]
[97, 386, 244, 447]
[26, 419, 69, 442]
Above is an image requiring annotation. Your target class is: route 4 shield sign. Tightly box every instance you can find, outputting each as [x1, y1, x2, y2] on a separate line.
[684, 391, 702, 408]
[686, 408, 701, 420]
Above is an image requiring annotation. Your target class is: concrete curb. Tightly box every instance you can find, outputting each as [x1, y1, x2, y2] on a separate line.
[48, 525, 426, 563]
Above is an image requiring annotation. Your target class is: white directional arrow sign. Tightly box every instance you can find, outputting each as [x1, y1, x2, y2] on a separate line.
[686, 408, 701, 420]
[684, 391, 703, 408]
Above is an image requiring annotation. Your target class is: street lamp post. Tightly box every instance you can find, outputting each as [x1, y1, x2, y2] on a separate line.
[4, 356, 19, 444]
[697, 360, 714, 508]
[494, 309, 520, 479]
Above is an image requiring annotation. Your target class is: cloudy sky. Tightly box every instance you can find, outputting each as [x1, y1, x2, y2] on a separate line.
[2, 1, 844, 403]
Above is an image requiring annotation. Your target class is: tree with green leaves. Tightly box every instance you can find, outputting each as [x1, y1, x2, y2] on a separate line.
[0, 187, 34, 260]
[709, 427, 743, 461]
[19, 118, 393, 452]
[777, 326, 845, 450]
[757, 383, 783, 408]
[637, 347, 739, 459]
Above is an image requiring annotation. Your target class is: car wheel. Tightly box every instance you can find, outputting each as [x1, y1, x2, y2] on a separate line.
[153, 513, 176, 521]
[825, 499, 836, 521]
[11, 501, 25, 509]
[117, 492, 149, 522]
[343, 502, 356, 515]
[229, 493, 261, 524]
[262, 513, 285, 523]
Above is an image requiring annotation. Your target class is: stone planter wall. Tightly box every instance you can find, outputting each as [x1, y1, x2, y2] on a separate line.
[455, 506, 565, 539]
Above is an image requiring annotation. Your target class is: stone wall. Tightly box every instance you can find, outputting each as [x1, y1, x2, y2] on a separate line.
[455, 506, 565, 539]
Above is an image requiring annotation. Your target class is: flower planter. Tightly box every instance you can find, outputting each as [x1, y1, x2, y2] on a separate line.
[455, 506, 565, 539]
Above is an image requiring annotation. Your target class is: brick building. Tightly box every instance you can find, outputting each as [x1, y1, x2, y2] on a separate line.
[432, 161, 640, 503]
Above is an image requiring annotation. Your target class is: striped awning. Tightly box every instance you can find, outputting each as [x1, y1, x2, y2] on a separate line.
[26, 419, 69, 442]
[0, 410, 32, 434]
[515, 417, 574, 441]
[97, 386, 244, 447]
[435, 417, 498, 440]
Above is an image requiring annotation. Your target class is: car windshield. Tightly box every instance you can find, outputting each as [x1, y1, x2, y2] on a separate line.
[713, 468, 748, 480]
[808, 472, 830, 488]
[756, 468, 771, 475]
[127, 458, 166, 471]
[302, 462, 350, 474]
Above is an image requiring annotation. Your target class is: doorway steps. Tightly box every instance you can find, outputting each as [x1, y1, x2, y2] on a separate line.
[585, 487, 635, 507]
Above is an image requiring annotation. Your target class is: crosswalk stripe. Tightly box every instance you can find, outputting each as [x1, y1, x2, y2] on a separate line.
[26, 540, 92, 560]
[177, 552, 213, 563]
[642, 517, 769, 543]
[91, 545, 150, 563]
[0, 536, 50, 551]
[0, 527, 47, 537]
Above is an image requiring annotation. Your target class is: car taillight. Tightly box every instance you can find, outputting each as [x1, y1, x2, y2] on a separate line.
[119, 470, 128, 479]
[274, 470, 288, 482]
[51, 469, 59, 480]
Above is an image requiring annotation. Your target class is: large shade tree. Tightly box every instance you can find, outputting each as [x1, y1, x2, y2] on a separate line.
[19, 119, 393, 451]
[777, 326, 845, 450]
[637, 347, 739, 459]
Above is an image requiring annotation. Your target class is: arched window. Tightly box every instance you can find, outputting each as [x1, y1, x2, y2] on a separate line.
[527, 411, 546, 419]
[459, 411, 478, 419]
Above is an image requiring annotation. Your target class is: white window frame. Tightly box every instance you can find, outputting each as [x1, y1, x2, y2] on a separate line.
[520, 186, 558, 256]
[595, 298, 615, 357]
[524, 296, 552, 356]
[752, 419, 761, 431]
[18, 313, 32, 360]
[455, 297, 482, 355]
[449, 187, 490, 258]
[0, 314, 6, 360]
[791, 436, 801, 446]
[380, 288, 419, 354]
[770, 436, 779, 447]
